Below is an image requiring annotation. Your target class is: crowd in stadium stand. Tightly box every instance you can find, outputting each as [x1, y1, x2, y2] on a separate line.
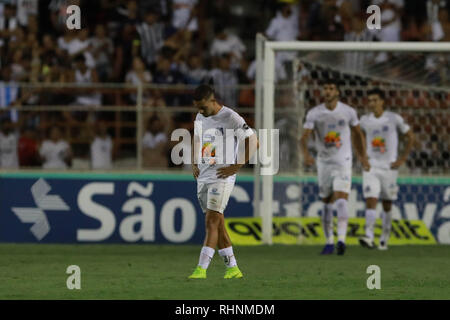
[0, 0, 449, 172]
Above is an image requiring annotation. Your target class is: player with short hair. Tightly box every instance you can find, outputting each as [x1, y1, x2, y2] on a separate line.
[300, 79, 369, 255]
[188, 84, 258, 279]
[359, 88, 414, 250]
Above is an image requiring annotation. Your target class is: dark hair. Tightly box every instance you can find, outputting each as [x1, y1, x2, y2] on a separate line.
[193, 84, 215, 101]
[74, 54, 85, 64]
[367, 88, 385, 100]
[320, 78, 341, 94]
[214, 23, 226, 35]
[320, 78, 340, 88]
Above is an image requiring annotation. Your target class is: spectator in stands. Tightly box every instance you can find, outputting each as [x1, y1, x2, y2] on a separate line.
[172, 0, 199, 33]
[0, 3, 19, 49]
[125, 56, 153, 103]
[10, 49, 28, 82]
[71, 54, 101, 107]
[90, 121, 113, 169]
[142, 115, 168, 168]
[343, 16, 378, 72]
[15, 0, 38, 27]
[39, 126, 72, 169]
[68, 28, 96, 69]
[0, 118, 19, 169]
[90, 24, 114, 81]
[210, 24, 246, 70]
[265, 2, 300, 75]
[266, 2, 299, 41]
[153, 56, 186, 106]
[136, 10, 168, 71]
[426, 0, 447, 41]
[18, 126, 40, 167]
[246, 57, 287, 83]
[116, 0, 139, 25]
[57, 29, 76, 56]
[182, 54, 208, 85]
[0, 67, 20, 123]
[208, 53, 239, 107]
[371, 0, 404, 63]
[49, 0, 79, 33]
[112, 23, 140, 82]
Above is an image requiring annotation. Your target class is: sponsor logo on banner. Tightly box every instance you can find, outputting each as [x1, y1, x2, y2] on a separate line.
[225, 217, 437, 246]
[0, 173, 449, 244]
[12, 178, 70, 240]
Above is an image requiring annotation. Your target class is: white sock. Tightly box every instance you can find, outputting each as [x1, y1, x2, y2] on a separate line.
[322, 203, 334, 245]
[198, 246, 215, 269]
[218, 246, 237, 268]
[335, 199, 349, 243]
[365, 209, 377, 241]
[380, 211, 392, 244]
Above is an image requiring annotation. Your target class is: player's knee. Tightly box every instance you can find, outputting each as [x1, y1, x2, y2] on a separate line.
[205, 212, 222, 229]
[335, 198, 348, 219]
[382, 201, 392, 212]
[366, 198, 377, 209]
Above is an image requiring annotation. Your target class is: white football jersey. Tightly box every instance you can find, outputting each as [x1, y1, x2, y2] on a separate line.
[303, 102, 359, 166]
[40, 140, 70, 169]
[194, 106, 254, 184]
[360, 111, 410, 169]
[0, 131, 19, 168]
[91, 136, 112, 169]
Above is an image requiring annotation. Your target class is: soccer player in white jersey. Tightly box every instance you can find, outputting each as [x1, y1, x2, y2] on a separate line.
[188, 84, 258, 279]
[300, 79, 369, 255]
[359, 88, 414, 250]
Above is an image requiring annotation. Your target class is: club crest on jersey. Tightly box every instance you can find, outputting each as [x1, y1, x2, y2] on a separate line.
[371, 137, 386, 153]
[324, 131, 341, 148]
[383, 126, 389, 132]
[338, 119, 345, 127]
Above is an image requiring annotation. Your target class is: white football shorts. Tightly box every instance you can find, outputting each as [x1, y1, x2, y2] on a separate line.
[197, 181, 235, 214]
[363, 167, 399, 201]
[317, 161, 352, 199]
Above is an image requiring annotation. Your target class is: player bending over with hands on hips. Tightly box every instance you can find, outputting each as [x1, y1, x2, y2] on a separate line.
[300, 79, 369, 256]
[189, 84, 258, 279]
[358, 88, 414, 250]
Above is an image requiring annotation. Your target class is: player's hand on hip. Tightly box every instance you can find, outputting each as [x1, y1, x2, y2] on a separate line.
[362, 157, 371, 171]
[217, 164, 242, 179]
[192, 164, 199, 179]
[390, 159, 404, 169]
[304, 154, 315, 167]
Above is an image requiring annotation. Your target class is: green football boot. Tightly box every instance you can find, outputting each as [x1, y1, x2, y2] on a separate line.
[224, 266, 243, 279]
[188, 266, 207, 279]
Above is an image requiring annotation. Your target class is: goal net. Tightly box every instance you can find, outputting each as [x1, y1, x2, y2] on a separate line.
[255, 38, 450, 244]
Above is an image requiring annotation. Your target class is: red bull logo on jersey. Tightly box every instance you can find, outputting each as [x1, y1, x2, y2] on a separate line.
[324, 131, 341, 148]
[372, 137, 386, 153]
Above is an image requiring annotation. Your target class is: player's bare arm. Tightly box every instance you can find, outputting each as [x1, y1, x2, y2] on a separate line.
[300, 128, 315, 166]
[391, 129, 415, 169]
[217, 133, 259, 179]
[351, 125, 370, 171]
[352, 126, 368, 166]
[192, 134, 200, 179]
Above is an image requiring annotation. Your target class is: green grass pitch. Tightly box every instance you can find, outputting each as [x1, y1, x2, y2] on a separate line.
[0, 244, 449, 299]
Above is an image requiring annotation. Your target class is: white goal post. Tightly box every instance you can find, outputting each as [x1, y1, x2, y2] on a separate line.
[255, 35, 450, 245]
